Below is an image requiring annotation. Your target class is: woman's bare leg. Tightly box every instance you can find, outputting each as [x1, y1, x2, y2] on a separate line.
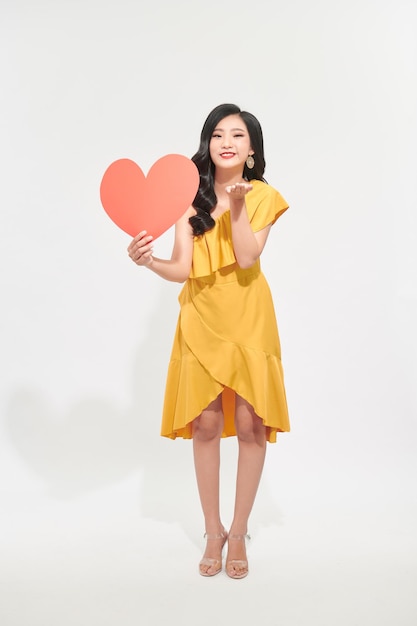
[192, 394, 225, 575]
[226, 394, 267, 576]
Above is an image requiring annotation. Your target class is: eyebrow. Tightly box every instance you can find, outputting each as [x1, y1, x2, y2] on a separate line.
[213, 127, 247, 132]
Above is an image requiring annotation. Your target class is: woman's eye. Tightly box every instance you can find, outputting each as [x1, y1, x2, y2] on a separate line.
[212, 134, 221, 138]
[234, 134, 244, 138]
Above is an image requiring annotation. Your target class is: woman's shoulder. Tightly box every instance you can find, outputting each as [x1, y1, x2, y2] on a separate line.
[247, 180, 289, 228]
[249, 179, 284, 201]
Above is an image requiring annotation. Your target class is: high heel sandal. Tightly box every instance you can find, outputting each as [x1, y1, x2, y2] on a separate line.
[226, 533, 251, 579]
[199, 529, 228, 577]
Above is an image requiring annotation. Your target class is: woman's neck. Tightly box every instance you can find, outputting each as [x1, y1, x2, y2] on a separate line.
[214, 169, 245, 196]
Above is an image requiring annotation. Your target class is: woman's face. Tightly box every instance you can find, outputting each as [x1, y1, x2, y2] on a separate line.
[209, 114, 253, 173]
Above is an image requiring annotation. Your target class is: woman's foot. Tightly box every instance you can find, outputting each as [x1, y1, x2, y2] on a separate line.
[226, 533, 251, 579]
[199, 528, 228, 577]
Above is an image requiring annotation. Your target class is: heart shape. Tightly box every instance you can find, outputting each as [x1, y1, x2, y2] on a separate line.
[100, 154, 200, 239]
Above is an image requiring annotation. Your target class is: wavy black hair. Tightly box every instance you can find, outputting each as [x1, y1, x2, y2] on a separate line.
[189, 103, 266, 236]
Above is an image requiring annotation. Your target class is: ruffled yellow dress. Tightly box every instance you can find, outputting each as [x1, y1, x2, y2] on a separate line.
[160, 180, 290, 443]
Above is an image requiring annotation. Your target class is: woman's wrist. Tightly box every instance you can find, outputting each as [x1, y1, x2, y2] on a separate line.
[229, 198, 246, 212]
[229, 202, 247, 220]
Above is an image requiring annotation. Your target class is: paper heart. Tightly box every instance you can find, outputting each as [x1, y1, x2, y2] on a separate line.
[100, 154, 199, 239]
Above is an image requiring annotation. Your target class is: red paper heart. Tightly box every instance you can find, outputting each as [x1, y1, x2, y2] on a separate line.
[100, 154, 199, 239]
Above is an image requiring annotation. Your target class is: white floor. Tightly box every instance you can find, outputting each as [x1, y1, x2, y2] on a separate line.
[1, 449, 416, 626]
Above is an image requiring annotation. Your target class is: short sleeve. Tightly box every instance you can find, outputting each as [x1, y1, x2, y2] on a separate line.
[247, 181, 289, 232]
[189, 180, 289, 278]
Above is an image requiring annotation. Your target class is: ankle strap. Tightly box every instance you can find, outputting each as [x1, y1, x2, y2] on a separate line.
[203, 530, 227, 540]
[228, 533, 251, 541]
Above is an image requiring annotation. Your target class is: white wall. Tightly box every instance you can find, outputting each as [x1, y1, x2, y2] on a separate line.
[1, 1, 416, 624]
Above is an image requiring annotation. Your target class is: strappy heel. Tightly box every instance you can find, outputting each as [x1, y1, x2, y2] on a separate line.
[226, 533, 251, 579]
[199, 528, 228, 577]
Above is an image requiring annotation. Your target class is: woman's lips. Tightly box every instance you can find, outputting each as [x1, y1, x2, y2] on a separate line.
[220, 153, 235, 159]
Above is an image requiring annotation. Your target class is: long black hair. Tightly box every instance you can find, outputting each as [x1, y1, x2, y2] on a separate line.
[189, 103, 266, 236]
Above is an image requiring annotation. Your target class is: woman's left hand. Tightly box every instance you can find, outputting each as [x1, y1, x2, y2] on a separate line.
[225, 182, 253, 200]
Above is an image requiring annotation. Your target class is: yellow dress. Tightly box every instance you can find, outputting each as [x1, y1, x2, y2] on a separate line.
[160, 179, 290, 443]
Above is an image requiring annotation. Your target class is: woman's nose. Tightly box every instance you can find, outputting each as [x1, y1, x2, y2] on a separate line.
[221, 134, 232, 148]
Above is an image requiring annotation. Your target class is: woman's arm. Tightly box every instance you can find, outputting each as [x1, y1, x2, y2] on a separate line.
[227, 183, 271, 269]
[127, 206, 195, 283]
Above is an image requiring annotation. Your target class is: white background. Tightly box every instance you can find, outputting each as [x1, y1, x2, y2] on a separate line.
[1, 0, 416, 624]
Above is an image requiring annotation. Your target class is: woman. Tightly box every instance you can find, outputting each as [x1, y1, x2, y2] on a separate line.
[128, 103, 290, 579]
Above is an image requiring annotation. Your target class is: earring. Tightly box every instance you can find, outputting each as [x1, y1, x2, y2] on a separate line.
[246, 155, 255, 169]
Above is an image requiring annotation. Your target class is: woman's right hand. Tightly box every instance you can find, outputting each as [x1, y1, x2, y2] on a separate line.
[127, 231, 154, 266]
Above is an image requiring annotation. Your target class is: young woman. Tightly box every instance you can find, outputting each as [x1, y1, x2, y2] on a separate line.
[128, 103, 290, 579]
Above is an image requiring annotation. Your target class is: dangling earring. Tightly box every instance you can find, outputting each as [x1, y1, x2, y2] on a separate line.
[246, 154, 255, 169]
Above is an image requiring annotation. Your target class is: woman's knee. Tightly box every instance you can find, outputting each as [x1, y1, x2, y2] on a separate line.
[192, 396, 223, 441]
[234, 397, 266, 443]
